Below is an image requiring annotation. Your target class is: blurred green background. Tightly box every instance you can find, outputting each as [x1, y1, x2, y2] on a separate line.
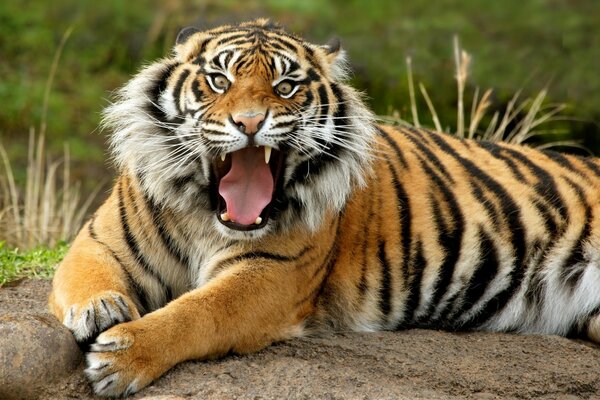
[1, 0, 599, 188]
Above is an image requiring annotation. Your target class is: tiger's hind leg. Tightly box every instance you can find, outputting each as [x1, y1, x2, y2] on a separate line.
[49, 219, 141, 344]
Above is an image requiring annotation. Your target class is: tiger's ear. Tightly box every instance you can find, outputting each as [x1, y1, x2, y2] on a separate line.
[174, 26, 204, 61]
[321, 37, 349, 81]
[176, 26, 200, 45]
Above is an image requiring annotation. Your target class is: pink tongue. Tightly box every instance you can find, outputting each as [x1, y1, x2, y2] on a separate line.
[218, 147, 274, 225]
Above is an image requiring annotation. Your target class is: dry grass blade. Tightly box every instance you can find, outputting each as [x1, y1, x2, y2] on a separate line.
[468, 88, 493, 139]
[383, 38, 575, 152]
[419, 83, 443, 132]
[0, 132, 99, 249]
[454, 36, 470, 139]
[536, 140, 591, 153]
[0, 143, 22, 243]
[406, 57, 420, 128]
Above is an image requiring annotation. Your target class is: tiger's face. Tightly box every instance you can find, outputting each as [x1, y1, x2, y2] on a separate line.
[106, 20, 375, 240]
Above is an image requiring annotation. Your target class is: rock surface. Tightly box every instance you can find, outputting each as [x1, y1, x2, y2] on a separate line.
[1, 280, 599, 400]
[0, 311, 82, 400]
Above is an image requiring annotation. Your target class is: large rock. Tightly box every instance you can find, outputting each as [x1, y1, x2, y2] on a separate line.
[0, 312, 82, 400]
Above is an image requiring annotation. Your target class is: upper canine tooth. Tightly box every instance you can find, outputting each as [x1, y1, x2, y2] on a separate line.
[264, 146, 272, 164]
[220, 153, 226, 162]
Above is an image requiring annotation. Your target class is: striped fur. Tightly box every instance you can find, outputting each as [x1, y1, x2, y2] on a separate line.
[49, 20, 600, 397]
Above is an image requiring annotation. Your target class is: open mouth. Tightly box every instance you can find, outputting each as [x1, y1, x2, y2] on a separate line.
[212, 146, 285, 231]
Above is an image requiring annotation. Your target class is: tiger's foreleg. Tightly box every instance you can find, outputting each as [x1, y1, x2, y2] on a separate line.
[49, 222, 141, 344]
[84, 259, 316, 397]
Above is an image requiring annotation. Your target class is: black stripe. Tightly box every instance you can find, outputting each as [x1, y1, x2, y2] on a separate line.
[88, 215, 150, 313]
[543, 150, 587, 181]
[531, 198, 558, 234]
[271, 120, 296, 130]
[297, 220, 341, 309]
[215, 246, 313, 272]
[424, 189, 464, 323]
[450, 227, 499, 327]
[172, 69, 191, 115]
[399, 128, 454, 183]
[287, 59, 301, 75]
[330, 84, 347, 132]
[521, 239, 548, 312]
[397, 240, 426, 328]
[307, 68, 321, 83]
[271, 36, 301, 53]
[358, 185, 375, 298]
[317, 84, 329, 126]
[377, 127, 408, 169]
[580, 156, 600, 179]
[217, 33, 248, 45]
[203, 119, 224, 126]
[377, 240, 393, 321]
[234, 56, 253, 74]
[561, 177, 592, 289]
[501, 146, 569, 224]
[146, 63, 180, 131]
[269, 41, 285, 51]
[191, 78, 204, 101]
[470, 179, 502, 230]
[171, 174, 194, 193]
[300, 89, 314, 108]
[202, 128, 228, 136]
[477, 141, 527, 183]
[118, 180, 173, 304]
[142, 190, 192, 271]
[384, 159, 412, 284]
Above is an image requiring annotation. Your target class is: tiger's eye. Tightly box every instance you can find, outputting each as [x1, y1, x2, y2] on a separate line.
[212, 74, 230, 91]
[276, 81, 294, 96]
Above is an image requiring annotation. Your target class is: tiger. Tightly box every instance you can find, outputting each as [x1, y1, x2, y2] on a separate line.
[48, 19, 600, 397]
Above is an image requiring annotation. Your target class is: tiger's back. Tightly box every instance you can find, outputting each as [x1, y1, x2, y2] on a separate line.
[319, 125, 600, 340]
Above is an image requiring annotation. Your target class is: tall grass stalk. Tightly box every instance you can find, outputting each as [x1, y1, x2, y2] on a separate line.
[0, 133, 99, 249]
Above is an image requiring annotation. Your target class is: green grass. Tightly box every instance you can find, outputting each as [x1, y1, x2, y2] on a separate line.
[0, 241, 68, 286]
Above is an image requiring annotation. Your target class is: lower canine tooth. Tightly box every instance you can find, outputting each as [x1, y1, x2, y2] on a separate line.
[264, 146, 272, 164]
[254, 217, 262, 225]
[221, 212, 230, 221]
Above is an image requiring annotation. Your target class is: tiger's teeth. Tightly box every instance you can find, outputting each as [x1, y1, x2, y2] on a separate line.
[254, 217, 262, 225]
[220, 212, 230, 221]
[220, 153, 226, 162]
[264, 146, 272, 164]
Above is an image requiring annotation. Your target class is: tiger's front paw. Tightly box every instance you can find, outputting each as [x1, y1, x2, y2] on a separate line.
[85, 321, 171, 397]
[63, 291, 139, 343]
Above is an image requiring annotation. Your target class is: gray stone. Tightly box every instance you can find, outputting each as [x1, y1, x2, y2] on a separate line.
[0, 312, 82, 400]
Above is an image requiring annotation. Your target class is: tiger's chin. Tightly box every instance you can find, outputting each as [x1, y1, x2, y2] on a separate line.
[210, 145, 286, 237]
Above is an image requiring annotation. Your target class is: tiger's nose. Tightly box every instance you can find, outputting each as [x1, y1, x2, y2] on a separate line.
[231, 113, 265, 135]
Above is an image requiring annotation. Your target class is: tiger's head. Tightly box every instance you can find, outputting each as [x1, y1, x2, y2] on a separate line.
[105, 19, 376, 240]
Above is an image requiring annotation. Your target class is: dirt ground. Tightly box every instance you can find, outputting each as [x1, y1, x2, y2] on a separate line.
[1, 279, 599, 400]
